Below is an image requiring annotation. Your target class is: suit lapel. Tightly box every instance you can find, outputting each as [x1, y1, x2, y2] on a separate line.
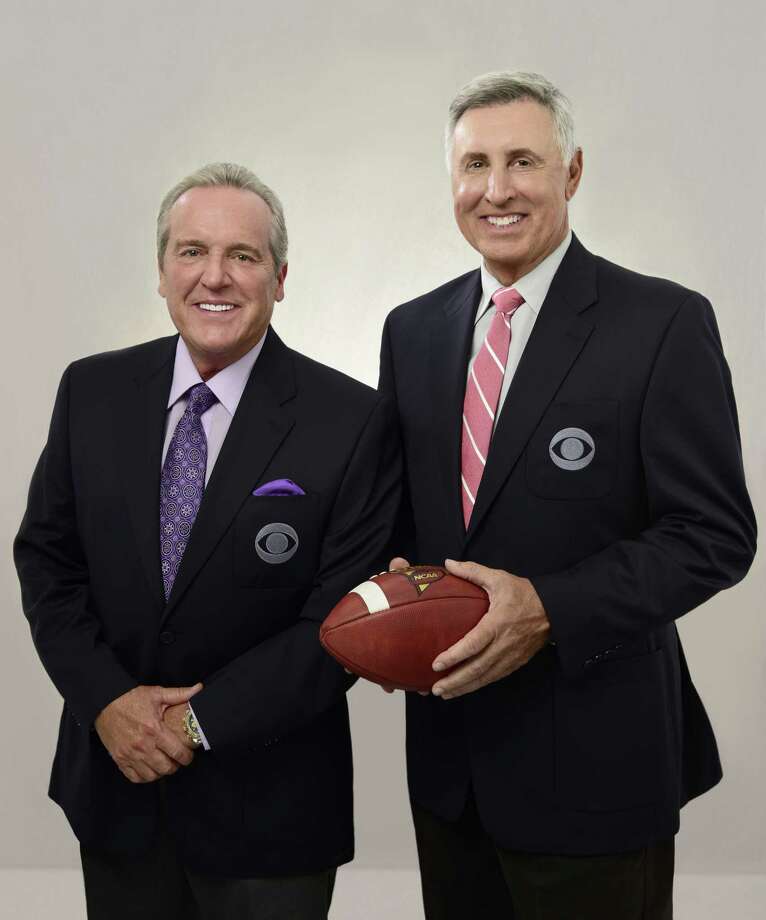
[465, 236, 598, 543]
[118, 337, 177, 611]
[108, 335, 178, 608]
[162, 328, 296, 621]
[429, 271, 482, 545]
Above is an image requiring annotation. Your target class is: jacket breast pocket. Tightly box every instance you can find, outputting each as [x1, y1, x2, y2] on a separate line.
[526, 400, 619, 500]
[233, 494, 320, 588]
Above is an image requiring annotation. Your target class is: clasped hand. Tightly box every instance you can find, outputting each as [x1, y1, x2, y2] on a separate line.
[388, 557, 551, 699]
[94, 683, 202, 784]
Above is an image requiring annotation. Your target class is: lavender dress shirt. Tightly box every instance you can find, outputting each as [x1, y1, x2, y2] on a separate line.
[161, 334, 266, 749]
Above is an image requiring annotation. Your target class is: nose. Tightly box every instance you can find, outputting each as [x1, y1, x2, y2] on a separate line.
[200, 253, 229, 289]
[485, 167, 515, 206]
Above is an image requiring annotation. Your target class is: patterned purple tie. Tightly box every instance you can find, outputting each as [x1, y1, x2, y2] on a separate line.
[159, 383, 218, 600]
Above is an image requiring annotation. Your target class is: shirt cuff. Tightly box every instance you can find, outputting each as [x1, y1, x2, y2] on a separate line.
[188, 703, 211, 750]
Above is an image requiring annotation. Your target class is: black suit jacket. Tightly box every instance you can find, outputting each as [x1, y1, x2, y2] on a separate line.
[379, 235, 756, 854]
[15, 327, 401, 877]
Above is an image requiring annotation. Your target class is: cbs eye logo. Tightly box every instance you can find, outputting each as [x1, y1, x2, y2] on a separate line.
[255, 523, 300, 564]
[548, 427, 595, 471]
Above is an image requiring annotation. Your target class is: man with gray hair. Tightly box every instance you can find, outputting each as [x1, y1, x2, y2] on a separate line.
[15, 162, 401, 918]
[380, 72, 755, 918]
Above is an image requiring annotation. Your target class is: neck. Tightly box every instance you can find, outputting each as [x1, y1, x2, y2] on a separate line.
[184, 333, 265, 382]
[185, 350, 229, 381]
[198, 366, 222, 382]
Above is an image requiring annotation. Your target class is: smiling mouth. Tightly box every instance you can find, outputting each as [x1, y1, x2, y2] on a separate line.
[196, 303, 236, 313]
[484, 214, 525, 227]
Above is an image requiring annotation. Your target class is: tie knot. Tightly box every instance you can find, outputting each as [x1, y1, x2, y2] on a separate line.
[492, 287, 524, 316]
[188, 383, 218, 416]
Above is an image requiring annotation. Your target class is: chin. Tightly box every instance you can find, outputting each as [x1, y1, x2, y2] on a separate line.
[483, 244, 526, 266]
[191, 337, 235, 359]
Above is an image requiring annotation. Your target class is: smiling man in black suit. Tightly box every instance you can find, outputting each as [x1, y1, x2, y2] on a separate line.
[15, 162, 400, 919]
[380, 72, 756, 919]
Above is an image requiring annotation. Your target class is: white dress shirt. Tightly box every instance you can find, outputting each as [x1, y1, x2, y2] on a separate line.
[162, 334, 267, 750]
[468, 230, 572, 431]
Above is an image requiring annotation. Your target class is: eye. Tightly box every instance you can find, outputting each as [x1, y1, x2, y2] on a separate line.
[548, 427, 595, 471]
[234, 253, 255, 262]
[254, 523, 300, 564]
[180, 248, 201, 258]
[513, 158, 534, 169]
[465, 159, 486, 171]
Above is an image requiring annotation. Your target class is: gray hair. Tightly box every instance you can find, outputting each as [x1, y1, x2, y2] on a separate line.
[156, 162, 288, 273]
[445, 71, 576, 168]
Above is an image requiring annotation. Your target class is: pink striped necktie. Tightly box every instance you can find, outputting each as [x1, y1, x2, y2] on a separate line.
[461, 287, 525, 527]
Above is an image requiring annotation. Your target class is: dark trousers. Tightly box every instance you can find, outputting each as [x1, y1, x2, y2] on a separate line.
[412, 794, 674, 920]
[80, 799, 336, 920]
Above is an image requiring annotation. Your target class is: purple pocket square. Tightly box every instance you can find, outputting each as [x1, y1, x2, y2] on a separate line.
[253, 478, 306, 497]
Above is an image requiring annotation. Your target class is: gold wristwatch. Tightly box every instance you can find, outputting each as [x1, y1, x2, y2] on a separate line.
[182, 706, 203, 747]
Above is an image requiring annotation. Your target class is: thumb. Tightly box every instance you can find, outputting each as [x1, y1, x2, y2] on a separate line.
[389, 557, 411, 571]
[157, 683, 203, 706]
[444, 558, 493, 590]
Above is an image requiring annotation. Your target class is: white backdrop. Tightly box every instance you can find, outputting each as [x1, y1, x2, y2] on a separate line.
[1, 0, 764, 875]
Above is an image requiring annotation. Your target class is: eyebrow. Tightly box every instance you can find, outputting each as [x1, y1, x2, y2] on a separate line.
[461, 147, 543, 161]
[174, 239, 265, 258]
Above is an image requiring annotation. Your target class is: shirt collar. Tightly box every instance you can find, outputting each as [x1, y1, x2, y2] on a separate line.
[477, 229, 573, 323]
[167, 333, 267, 416]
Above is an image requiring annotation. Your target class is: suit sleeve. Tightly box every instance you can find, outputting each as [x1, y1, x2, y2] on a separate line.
[13, 367, 138, 726]
[532, 293, 757, 679]
[190, 394, 402, 750]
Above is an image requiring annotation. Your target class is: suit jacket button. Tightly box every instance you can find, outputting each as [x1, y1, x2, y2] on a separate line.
[159, 630, 175, 645]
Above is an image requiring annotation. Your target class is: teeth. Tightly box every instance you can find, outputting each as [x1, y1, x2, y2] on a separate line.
[487, 215, 522, 226]
[198, 303, 235, 312]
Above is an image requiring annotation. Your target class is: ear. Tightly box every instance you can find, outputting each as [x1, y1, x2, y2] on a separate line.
[274, 262, 288, 303]
[158, 258, 167, 298]
[565, 148, 584, 201]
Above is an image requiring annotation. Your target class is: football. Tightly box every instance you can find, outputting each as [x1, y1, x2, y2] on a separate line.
[320, 565, 489, 691]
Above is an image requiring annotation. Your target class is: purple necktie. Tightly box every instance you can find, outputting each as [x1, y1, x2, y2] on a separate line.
[159, 383, 218, 600]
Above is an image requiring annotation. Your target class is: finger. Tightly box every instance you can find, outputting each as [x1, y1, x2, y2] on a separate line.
[122, 765, 142, 784]
[444, 558, 496, 590]
[432, 620, 495, 672]
[434, 662, 508, 700]
[132, 760, 161, 783]
[389, 557, 411, 571]
[158, 720, 196, 764]
[433, 647, 512, 699]
[174, 746, 195, 767]
[157, 731, 195, 767]
[146, 748, 181, 777]
[156, 683, 203, 706]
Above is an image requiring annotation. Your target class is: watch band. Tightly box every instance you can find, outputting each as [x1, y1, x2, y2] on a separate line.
[182, 706, 202, 747]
